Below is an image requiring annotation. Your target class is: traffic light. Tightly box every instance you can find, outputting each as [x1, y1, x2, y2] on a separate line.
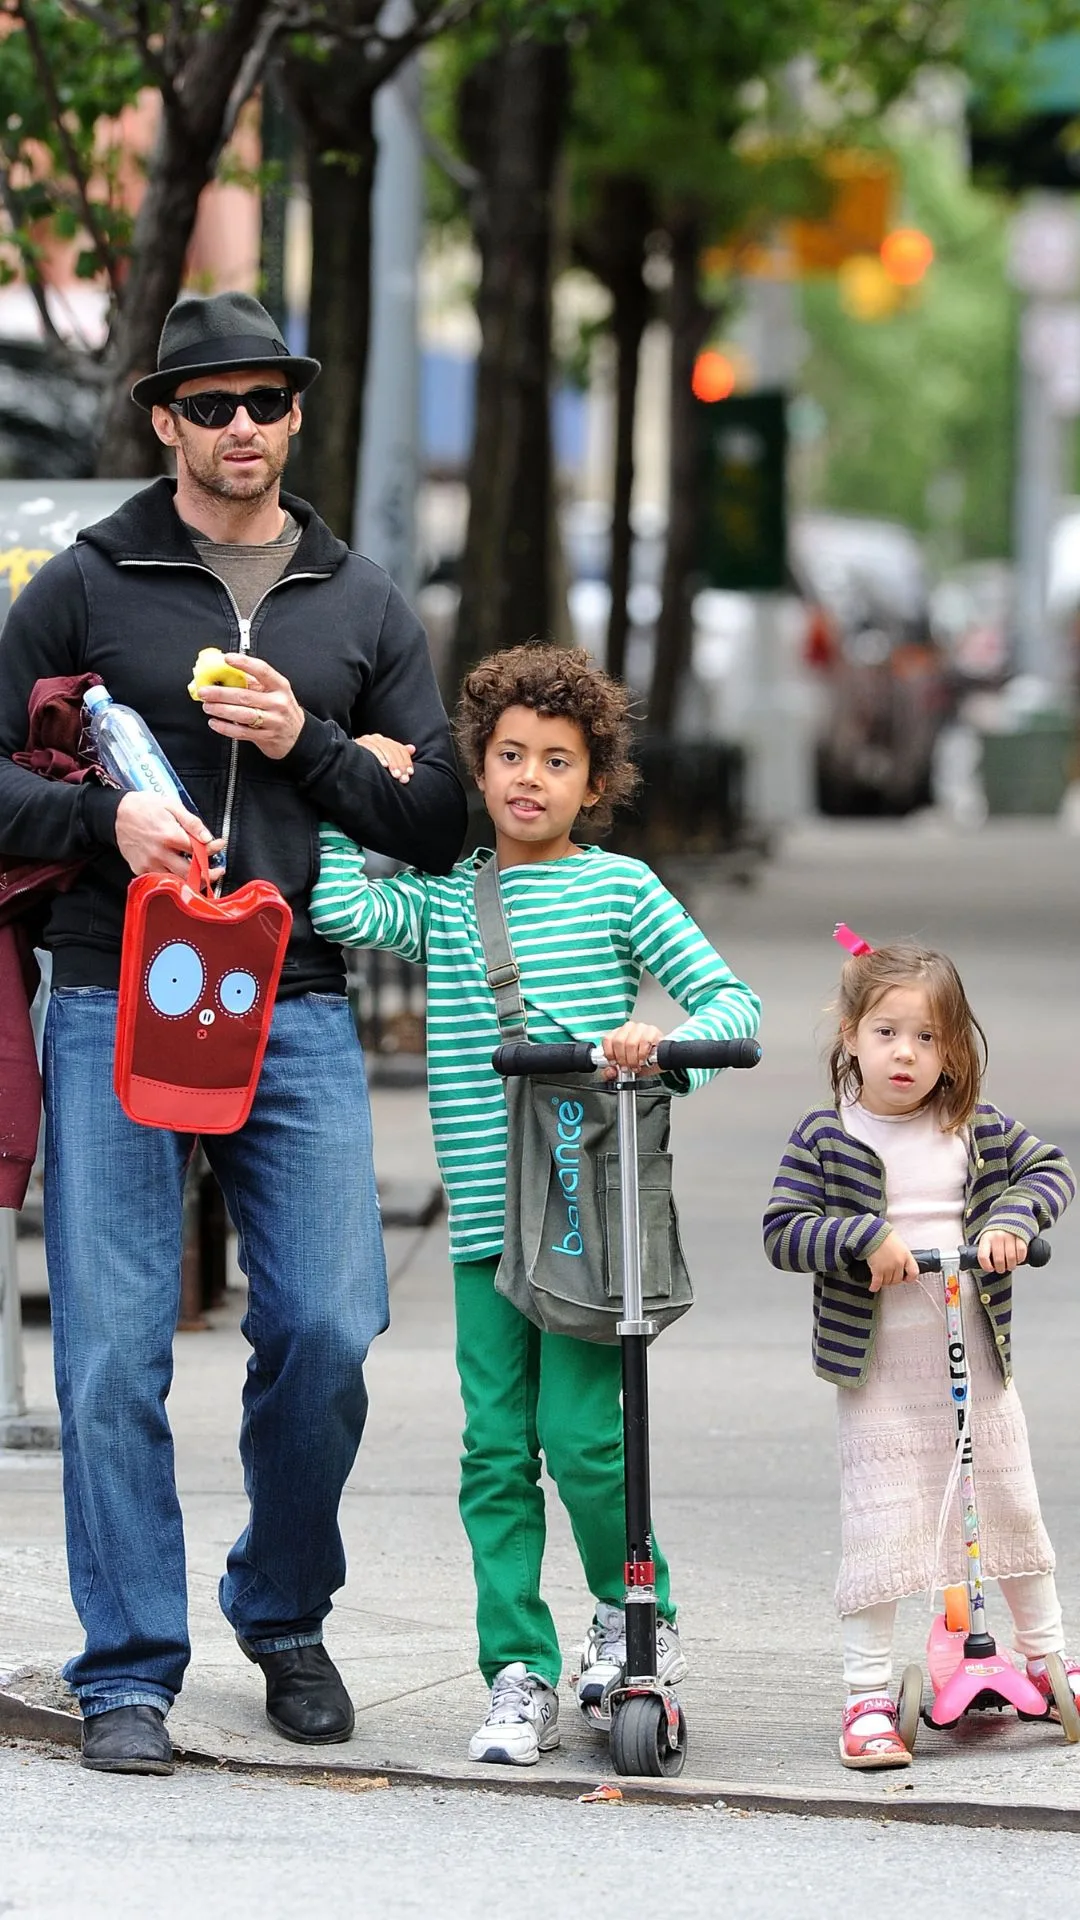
[694, 391, 788, 592]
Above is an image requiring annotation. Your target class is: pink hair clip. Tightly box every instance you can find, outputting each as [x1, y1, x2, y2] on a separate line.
[834, 922, 874, 956]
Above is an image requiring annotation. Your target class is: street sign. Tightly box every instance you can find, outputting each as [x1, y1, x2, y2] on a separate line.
[695, 391, 788, 593]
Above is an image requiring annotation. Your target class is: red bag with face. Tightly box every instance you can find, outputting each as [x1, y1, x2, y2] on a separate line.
[115, 840, 292, 1133]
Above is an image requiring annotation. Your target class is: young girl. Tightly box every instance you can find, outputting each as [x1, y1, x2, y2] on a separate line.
[311, 644, 760, 1765]
[763, 939, 1077, 1770]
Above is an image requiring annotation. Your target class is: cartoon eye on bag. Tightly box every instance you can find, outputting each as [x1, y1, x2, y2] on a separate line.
[218, 968, 259, 1016]
[146, 941, 205, 1018]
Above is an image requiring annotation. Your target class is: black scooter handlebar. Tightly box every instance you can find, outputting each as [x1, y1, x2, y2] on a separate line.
[656, 1037, 762, 1071]
[492, 1042, 597, 1076]
[912, 1236, 1051, 1274]
[491, 1037, 762, 1077]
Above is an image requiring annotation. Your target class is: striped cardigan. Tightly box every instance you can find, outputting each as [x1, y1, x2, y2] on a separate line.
[762, 1104, 1075, 1388]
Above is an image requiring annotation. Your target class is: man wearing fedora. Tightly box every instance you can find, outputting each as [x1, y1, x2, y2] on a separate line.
[0, 292, 466, 1774]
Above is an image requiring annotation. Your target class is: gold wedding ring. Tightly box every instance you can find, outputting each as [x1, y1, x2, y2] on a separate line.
[250, 709, 264, 730]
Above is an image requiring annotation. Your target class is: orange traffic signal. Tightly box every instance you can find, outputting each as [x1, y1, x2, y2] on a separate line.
[692, 349, 737, 402]
[880, 227, 934, 286]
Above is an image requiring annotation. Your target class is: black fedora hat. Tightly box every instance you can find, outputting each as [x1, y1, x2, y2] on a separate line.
[131, 291, 320, 411]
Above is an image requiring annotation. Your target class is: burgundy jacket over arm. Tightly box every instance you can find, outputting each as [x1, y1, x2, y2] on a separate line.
[0, 673, 103, 1207]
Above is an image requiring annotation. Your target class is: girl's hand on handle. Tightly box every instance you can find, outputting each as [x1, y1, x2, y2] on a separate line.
[600, 1021, 664, 1079]
[355, 734, 416, 782]
[867, 1230, 920, 1294]
[977, 1230, 1028, 1275]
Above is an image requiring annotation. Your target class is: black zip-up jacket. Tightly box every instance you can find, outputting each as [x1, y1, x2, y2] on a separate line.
[0, 479, 467, 995]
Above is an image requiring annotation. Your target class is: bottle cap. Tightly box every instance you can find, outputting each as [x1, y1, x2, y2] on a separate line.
[83, 684, 111, 712]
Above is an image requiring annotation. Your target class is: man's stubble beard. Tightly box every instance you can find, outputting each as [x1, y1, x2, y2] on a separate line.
[178, 430, 290, 509]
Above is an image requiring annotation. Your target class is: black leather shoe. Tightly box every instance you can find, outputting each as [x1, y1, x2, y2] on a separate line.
[238, 1638, 355, 1744]
[80, 1705, 174, 1775]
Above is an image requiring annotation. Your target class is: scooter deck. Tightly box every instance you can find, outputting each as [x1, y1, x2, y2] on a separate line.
[926, 1611, 1048, 1723]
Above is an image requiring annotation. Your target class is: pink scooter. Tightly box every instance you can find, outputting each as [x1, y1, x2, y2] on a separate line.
[894, 1237, 1080, 1751]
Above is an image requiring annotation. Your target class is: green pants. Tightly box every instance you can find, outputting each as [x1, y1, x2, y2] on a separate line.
[454, 1256, 673, 1688]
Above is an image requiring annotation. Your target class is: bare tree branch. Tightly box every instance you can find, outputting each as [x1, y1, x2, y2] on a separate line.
[347, 0, 481, 88]
[14, 0, 125, 295]
[56, 0, 141, 47]
[215, 0, 298, 157]
[418, 117, 480, 194]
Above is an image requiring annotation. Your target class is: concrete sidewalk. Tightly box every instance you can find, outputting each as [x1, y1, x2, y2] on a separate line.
[3, 819, 1079, 1825]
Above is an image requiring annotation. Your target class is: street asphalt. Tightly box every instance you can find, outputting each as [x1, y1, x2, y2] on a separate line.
[2, 817, 1078, 1827]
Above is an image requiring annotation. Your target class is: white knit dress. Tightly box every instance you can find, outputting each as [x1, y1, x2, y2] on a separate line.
[835, 1100, 1054, 1618]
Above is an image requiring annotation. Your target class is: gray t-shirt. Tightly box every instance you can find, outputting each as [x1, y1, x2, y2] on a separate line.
[184, 510, 301, 621]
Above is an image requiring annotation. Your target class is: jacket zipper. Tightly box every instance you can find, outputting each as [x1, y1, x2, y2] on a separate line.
[117, 558, 328, 888]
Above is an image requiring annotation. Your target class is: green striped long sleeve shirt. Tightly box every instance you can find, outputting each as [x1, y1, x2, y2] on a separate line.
[312, 829, 762, 1263]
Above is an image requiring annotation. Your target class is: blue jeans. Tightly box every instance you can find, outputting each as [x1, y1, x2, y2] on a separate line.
[43, 989, 388, 1718]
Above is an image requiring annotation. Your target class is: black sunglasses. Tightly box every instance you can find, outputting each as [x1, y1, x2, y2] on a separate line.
[169, 387, 294, 428]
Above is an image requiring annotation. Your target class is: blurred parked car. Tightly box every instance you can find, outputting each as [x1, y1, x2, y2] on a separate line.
[0, 339, 104, 481]
[929, 560, 1013, 686]
[790, 512, 948, 815]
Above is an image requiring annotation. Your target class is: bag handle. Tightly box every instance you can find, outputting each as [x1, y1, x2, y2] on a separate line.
[185, 836, 212, 897]
[473, 855, 527, 1040]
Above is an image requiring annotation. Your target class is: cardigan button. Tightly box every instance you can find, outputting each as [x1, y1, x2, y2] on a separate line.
[980, 1292, 991, 1305]
[995, 1333, 1006, 1346]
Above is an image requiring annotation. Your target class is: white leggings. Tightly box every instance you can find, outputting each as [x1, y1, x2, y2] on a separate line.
[842, 1572, 1065, 1692]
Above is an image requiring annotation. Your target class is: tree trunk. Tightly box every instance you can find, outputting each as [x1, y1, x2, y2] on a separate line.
[96, 117, 217, 476]
[449, 36, 569, 690]
[648, 208, 710, 737]
[284, 94, 376, 537]
[259, 67, 295, 336]
[573, 175, 654, 683]
[606, 286, 647, 683]
[95, 0, 276, 477]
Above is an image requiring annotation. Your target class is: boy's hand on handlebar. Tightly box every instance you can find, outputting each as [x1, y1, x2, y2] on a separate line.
[977, 1230, 1028, 1275]
[867, 1230, 920, 1293]
[355, 733, 416, 782]
[600, 1021, 664, 1079]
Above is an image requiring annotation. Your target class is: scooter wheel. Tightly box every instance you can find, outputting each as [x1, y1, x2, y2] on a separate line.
[943, 1586, 970, 1634]
[896, 1664, 923, 1753]
[610, 1695, 687, 1778]
[1045, 1652, 1080, 1744]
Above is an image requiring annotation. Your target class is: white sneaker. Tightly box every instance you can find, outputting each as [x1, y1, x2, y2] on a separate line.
[576, 1604, 688, 1727]
[468, 1663, 560, 1766]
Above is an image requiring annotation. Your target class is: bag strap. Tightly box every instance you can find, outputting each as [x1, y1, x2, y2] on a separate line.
[473, 854, 527, 1040]
[184, 837, 212, 898]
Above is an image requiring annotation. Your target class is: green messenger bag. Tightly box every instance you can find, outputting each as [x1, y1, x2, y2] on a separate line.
[474, 855, 694, 1344]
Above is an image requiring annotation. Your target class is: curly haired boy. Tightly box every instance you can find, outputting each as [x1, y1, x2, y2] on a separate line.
[311, 644, 760, 1764]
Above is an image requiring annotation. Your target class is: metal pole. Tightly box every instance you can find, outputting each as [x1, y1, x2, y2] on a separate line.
[615, 1071, 657, 1682]
[355, 5, 422, 597]
[0, 1210, 26, 1427]
[1013, 309, 1064, 690]
[734, 275, 816, 825]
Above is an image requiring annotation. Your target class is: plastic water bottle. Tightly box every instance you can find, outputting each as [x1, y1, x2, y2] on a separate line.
[83, 683, 223, 872]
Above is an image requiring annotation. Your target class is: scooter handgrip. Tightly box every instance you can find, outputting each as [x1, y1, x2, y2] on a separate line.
[655, 1037, 762, 1071]
[491, 1042, 597, 1077]
[912, 1236, 1052, 1274]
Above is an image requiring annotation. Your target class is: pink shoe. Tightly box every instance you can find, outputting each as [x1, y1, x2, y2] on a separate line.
[839, 1695, 913, 1771]
[1026, 1656, 1080, 1724]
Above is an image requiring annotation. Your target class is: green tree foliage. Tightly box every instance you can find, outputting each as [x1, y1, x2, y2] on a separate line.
[0, 0, 143, 336]
[798, 135, 1019, 560]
